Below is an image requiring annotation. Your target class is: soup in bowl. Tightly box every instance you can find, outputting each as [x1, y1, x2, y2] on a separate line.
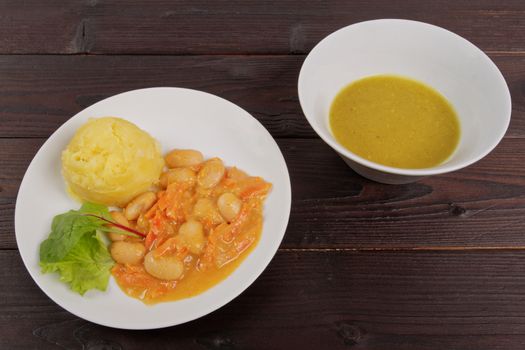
[298, 19, 511, 184]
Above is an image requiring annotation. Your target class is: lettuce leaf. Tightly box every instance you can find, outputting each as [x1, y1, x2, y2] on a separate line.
[40, 231, 114, 295]
[39, 203, 115, 295]
[40, 202, 112, 263]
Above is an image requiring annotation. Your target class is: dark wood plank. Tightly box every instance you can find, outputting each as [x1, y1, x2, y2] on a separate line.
[4, 249, 525, 349]
[505, 54, 525, 136]
[2, 0, 525, 54]
[0, 54, 523, 138]
[285, 137, 525, 249]
[2, 137, 524, 249]
[0, 0, 85, 54]
[84, 0, 525, 54]
[0, 55, 307, 138]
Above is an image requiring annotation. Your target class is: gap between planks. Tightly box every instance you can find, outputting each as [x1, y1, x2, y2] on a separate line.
[279, 246, 525, 252]
[0, 50, 522, 57]
[3, 247, 525, 253]
[1, 135, 525, 141]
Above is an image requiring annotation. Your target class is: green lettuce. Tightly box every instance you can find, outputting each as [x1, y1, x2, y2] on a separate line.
[39, 203, 116, 295]
[40, 231, 114, 295]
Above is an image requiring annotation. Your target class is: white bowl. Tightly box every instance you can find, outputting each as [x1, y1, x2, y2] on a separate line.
[15, 87, 291, 329]
[298, 19, 511, 184]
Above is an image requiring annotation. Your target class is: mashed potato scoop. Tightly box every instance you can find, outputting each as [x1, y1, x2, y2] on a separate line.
[61, 117, 164, 207]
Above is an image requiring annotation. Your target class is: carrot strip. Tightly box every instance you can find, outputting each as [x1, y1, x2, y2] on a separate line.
[239, 179, 272, 199]
[145, 232, 157, 250]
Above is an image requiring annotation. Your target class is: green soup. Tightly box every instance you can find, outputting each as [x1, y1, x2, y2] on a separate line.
[329, 75, 460, 169]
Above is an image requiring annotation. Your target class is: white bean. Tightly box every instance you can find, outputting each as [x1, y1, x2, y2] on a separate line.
[108, 211, 129, 241]
[159, 172, 170, 188]
[110, 241, 146, 265]
[178, 219, 205, 254]
[124, 191, 157, 221]
[193, 198, 224, 225]
[144, 251, 184, 280]
[136, 214, 150, 234]
[217, 192, 242, 222]
[165, 149, 203, 168]
[162, 168, 196, 188]
[197, 158, 225, 189]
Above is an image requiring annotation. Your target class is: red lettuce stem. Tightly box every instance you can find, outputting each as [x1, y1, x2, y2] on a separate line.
[83, 214, 146, 238]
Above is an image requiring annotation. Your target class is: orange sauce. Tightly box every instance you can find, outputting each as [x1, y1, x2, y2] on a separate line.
[112, 237, 257, 304]
[111, 163, 271, 304]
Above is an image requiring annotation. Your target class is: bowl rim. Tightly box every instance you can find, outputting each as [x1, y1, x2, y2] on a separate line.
[298, 18, 512, 177]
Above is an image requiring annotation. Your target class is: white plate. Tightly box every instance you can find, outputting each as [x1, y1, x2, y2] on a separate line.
[15, 87, 291, 329]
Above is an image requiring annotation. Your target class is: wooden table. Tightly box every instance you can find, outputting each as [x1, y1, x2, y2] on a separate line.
[2, 1, 524, 349]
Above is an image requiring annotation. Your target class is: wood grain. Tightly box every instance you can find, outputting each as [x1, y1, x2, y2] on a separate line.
[0, 55, 305, 138]
[2, 137, 524, 250]
[4, 249, 525, 349]
[1, 1, 525, 54]
[0, 0, 85, 54]
[2, 2, 525, 349]
[0, 54, 523, 138]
